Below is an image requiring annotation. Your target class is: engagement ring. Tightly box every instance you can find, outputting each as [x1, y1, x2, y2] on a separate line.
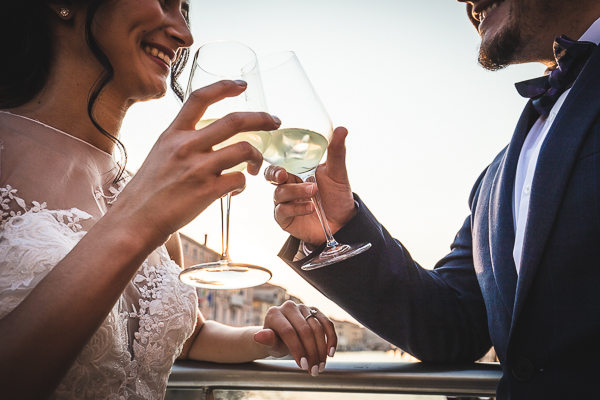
[305, 308, 318, 321]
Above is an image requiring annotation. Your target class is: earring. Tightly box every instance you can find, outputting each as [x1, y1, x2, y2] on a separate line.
[59, 7, 70, 18]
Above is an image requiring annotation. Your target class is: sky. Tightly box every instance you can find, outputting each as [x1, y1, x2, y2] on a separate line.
[120, 0, 545, 323]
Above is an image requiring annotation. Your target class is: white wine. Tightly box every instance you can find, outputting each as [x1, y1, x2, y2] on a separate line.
[195, 119, 272, 173]
[263, 128, 329, 176]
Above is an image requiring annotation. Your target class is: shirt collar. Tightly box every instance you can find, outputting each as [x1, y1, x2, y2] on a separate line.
[578, 16, 600, 44]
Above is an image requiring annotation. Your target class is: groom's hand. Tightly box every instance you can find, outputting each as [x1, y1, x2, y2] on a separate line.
[265, 127, 357, 246]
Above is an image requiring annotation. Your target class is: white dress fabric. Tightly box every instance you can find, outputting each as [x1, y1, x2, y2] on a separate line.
[0, 111, 198, 400]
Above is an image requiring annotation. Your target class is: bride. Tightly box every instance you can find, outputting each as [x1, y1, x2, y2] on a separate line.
[0, 0, 336, 399]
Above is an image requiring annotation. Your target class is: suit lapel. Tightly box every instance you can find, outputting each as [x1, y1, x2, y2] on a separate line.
[488, 102, 538, 317]
[512, 46, 600, 326]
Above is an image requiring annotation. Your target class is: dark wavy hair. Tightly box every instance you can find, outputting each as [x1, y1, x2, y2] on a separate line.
[0, 0, 190, 181]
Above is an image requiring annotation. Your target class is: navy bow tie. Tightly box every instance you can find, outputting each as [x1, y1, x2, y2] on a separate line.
[514, 35, 596, 116]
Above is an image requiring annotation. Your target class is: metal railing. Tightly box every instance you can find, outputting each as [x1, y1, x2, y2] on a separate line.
[166, 360, 502, 399]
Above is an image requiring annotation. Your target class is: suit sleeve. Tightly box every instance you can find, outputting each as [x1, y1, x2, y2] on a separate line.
[279, 172, 492, 363]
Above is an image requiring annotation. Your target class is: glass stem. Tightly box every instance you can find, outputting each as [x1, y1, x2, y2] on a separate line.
[220, 192, 232, 261]
[303, 174, 339, 248]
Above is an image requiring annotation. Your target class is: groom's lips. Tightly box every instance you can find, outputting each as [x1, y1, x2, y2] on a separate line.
[473, 0, 506, 22]
[465, 3, 479, 29]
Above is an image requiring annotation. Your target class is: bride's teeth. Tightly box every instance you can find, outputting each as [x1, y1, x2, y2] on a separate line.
[144, 45, 172, 66]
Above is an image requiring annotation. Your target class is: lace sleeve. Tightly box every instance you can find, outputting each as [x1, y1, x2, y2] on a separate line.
[0, 204, 91, 319]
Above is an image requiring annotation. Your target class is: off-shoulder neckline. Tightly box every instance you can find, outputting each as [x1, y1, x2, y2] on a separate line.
[0, 110, 114, 158]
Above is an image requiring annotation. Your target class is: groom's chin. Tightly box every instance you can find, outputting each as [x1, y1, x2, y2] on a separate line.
[478, 27, 523, 71]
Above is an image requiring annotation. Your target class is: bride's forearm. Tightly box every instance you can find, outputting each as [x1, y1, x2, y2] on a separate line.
[187, 321, 270, 363]
[0, 213, 159, 399]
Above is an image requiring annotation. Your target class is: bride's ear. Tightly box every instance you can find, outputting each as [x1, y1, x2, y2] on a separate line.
[47, 2, 78, 21]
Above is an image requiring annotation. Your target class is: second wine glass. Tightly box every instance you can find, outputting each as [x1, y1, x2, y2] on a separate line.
[260, 52, 371, 270]
[179, 41, 272, 289]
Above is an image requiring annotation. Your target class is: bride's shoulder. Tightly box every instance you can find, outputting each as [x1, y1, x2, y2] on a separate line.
[0, 111, 123, 225]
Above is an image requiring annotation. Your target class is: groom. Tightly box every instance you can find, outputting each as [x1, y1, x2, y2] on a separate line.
[266, 0, 600, 398]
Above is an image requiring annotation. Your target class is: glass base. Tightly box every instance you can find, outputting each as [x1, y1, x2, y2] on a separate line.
[179, 260, 272, 289]
[301, 242, 372, 271]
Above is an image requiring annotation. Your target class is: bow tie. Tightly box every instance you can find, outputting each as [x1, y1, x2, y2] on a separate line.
[514, 35, 597, 116]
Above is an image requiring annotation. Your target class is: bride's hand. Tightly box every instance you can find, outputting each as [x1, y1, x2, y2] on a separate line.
[111, 80, 281, 248]
[253, 301, 337, 377]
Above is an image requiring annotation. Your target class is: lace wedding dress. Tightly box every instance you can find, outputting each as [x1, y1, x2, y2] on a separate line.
[0, 111, 198, 399]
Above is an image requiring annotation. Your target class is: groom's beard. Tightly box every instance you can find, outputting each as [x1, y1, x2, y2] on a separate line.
[478, 21, 524, 71]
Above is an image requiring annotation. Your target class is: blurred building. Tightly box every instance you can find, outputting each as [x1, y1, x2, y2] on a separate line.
[333, 319, 365, 351]
[333, 319, 394, 352]
[180, 233, 253, 326]
[252, 283, 304, 326]
[181, 233, 220, 267]
[179, 234, 392, 353]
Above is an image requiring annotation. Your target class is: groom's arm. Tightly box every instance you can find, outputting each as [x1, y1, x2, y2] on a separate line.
[280, 194, 491, 364]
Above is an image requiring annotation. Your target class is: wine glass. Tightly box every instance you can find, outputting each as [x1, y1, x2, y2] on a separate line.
[260, 52, 371, 270]
[179, 41, 272, 289]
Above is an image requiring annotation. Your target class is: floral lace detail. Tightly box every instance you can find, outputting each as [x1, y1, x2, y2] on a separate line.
[1, 185, 45, 226]
[0, 184, 198, 399]
[94, 177, 128, 205]
[1, 185, 92, 232]
[131, 266, 169, 345]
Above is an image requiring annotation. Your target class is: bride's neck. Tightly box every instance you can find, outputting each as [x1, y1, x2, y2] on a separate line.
[8, 73, 130, 155]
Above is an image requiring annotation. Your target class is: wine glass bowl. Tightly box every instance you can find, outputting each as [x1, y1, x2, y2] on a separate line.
[260, 52, 371, 270]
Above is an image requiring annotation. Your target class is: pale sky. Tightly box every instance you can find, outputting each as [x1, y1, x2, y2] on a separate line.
[120, 0, 544, 322]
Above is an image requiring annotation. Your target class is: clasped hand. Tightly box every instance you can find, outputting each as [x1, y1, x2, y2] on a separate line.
[255, 301, 336, 376]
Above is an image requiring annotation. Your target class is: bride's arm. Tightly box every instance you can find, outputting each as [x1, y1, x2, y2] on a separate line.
[165, 232, 184, 266]
[180, 301, 337, 376]
[0, 81, 281, 400]
[164, 214, 337, 374]
[0, 213, 161, 399]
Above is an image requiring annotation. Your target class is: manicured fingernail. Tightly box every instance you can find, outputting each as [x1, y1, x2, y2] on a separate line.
[300, 357, 308, 370]
[234, 80, 247, 86]
[272, 115, 281, 125]
[306, 184, 316, 195]
[311, 365, 319, 377]
[319, 362, 325, 373]
[329, 347, 335, 357]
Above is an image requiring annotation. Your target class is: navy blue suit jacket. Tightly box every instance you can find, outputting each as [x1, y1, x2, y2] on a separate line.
[280, 47, 600, 399]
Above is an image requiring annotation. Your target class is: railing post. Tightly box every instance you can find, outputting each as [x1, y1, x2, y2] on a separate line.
[201, 387, 214, 400]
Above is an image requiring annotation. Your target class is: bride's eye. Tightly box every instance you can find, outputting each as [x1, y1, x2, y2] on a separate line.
[180, 2, 190, 20]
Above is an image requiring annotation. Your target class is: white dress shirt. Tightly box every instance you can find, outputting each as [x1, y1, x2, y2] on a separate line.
[512, 17, 600, 274]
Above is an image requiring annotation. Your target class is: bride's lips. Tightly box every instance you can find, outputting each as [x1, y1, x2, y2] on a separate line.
[142, 42, 176, 71]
